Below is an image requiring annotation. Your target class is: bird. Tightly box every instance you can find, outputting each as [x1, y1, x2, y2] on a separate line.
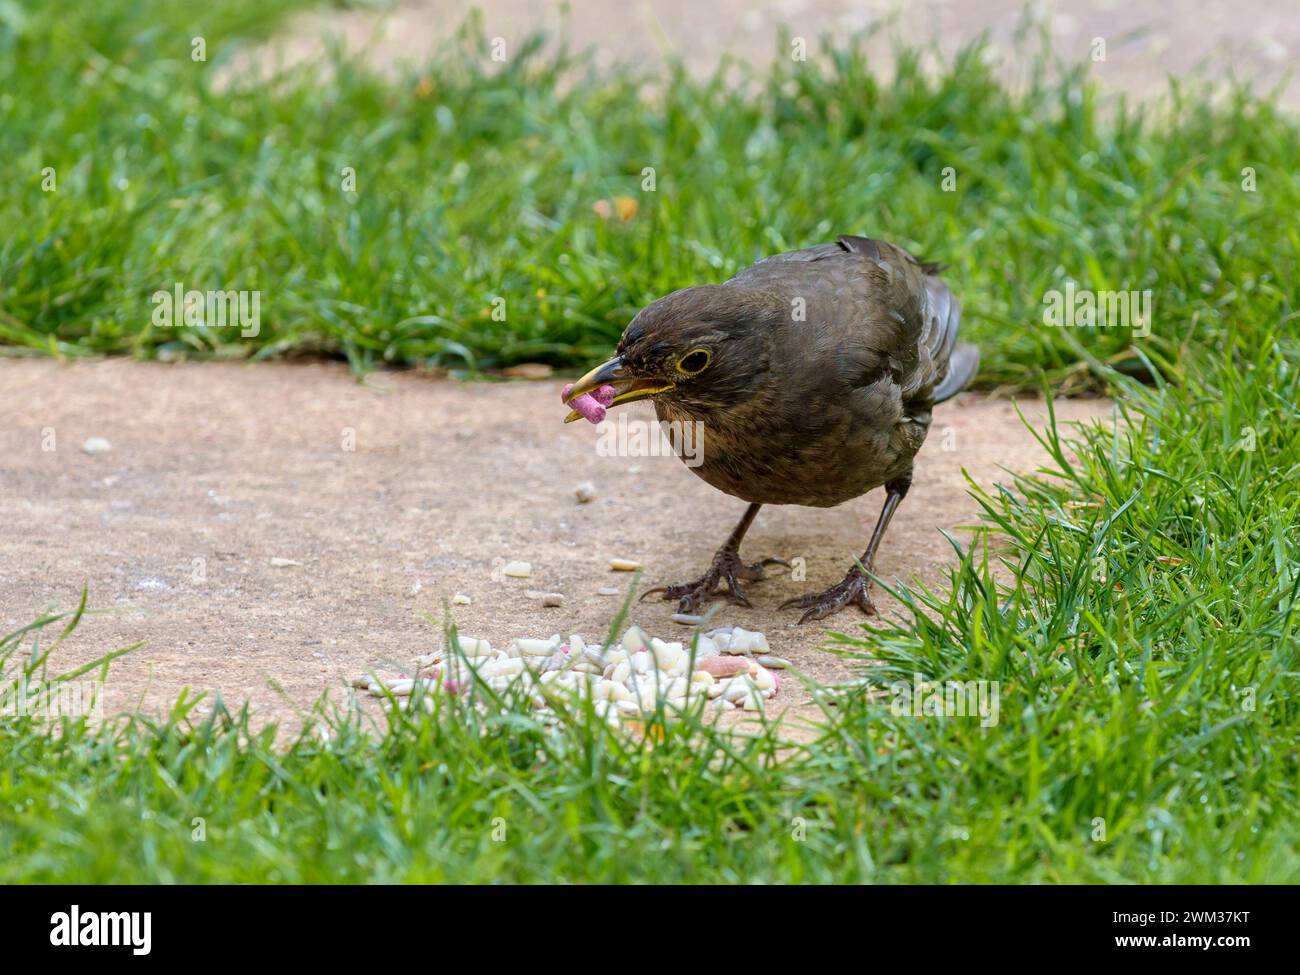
[562, 235, 978, 622]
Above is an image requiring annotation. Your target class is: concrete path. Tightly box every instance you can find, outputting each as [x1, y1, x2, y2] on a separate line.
[1, 358, 1110, 725]
[233, 0, 1299, 106]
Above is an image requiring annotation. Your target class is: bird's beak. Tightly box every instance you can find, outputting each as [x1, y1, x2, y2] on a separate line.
[562, 355, 675, 423]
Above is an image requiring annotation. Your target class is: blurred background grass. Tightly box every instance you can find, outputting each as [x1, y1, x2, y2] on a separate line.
[2, 0, 1296, 388]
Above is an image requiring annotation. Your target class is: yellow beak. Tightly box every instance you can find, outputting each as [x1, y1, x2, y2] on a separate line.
[562, 356, 675, 423]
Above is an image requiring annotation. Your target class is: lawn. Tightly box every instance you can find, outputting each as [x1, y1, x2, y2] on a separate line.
[1, 0, 1297, 883]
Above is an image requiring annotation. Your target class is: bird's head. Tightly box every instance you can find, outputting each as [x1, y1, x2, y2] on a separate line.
[562, 285, 781, 421]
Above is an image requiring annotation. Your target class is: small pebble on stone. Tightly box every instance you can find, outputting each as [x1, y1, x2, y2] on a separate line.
[541, 592, 565, 607]
[575, 481, 598, 503]
[503, 363, 553, 379]
[503, 561, 532, 578]
[82, 437, 113, 454]
[609, 558, 642, 571]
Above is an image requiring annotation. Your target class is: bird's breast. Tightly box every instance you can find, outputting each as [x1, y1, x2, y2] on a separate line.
[655, 388, 924, 507]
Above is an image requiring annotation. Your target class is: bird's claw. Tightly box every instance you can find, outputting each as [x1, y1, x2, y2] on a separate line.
[780, 571, 877, 624]
[641, 553, 785, 614]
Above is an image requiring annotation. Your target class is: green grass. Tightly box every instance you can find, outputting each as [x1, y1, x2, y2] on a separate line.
[1, 0, 1298, 882]
[3, 0, 1297, 386]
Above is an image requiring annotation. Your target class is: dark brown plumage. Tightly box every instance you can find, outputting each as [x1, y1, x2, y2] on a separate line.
[563, 235, 978, 622]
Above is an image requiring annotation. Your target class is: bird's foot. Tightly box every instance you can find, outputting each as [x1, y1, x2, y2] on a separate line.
[641, 551, 788, 614]
[780, 569, 876, 624]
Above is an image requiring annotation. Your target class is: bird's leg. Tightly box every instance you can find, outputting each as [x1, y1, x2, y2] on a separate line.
[641, 503, 788, 614]
[780, 472, 912, 625]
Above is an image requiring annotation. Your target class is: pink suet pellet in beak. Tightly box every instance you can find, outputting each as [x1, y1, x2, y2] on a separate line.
[561, 382, 616, 423]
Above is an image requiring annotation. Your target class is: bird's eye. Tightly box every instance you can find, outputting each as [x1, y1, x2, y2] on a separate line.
[676, 349, 711, 375]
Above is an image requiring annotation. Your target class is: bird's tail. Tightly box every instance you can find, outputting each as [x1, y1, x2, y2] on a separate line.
[934, 343, 979, 404]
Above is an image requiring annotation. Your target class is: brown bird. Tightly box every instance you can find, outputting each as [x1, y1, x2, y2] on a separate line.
[563, 235, 978, 622]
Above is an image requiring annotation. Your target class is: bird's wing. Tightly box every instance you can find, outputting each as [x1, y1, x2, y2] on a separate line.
[832, 235, 962, 404]
[726, 236, 962, 404]
[728, 236, 972, 408]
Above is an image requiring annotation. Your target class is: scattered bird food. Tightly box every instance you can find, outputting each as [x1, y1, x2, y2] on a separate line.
[574, 481, 598, 503]
[502, 561, 532, 578]
[358, 625, 782, 725]
[609, 558, 642, 571]
[82, 437, 112, 454]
